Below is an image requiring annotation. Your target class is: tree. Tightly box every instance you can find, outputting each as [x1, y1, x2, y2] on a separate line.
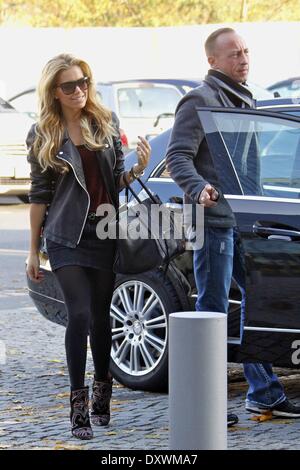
[0, 0, 300, 27]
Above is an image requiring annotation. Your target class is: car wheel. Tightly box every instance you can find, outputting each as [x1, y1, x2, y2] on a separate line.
[34, 298, 67, 327]
[109, 269, 181, 392]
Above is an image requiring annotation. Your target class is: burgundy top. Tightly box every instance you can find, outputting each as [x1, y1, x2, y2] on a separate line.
[77, 145, 111, 212]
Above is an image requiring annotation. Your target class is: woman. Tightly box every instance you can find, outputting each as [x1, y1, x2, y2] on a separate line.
[26, 53, 151, 440]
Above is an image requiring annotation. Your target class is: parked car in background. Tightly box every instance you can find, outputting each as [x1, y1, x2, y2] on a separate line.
[9, 78, 271, 149]
[8, 85, 130, 153]
[0, 97, 33, 202]
[267, 77, 300, 98]
[101, 79, 272, 145]
[9, 79, 201, 150]
[97, 79, 201, 148]
[26, 99, 300, 392]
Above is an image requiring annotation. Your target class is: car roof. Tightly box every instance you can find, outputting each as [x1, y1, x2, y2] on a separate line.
[8, 90, 299, 105]
[8, 79, 202, 102]
[97, 78, 202, 87]
[8, 87, 36, 102]
[267, 77, 300, 89]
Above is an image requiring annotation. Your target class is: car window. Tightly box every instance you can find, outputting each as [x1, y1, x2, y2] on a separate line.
[270, 85, 292, 98]
[181, 85, 195, 94]
[283, 110, 300, 117]
[117, 86, 182, 118]
[157, 165, 171, 178]
[270, 81, 300, 98]
[150, 158, 172, 179]
[210, 112, 300, 198]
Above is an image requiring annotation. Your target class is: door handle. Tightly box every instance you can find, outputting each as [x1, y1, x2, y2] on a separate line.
[253, 224, 300, 240]
[267, 235, 292, 242]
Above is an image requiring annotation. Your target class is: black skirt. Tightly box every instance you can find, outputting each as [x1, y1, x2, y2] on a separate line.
[46, 218, 117, 272]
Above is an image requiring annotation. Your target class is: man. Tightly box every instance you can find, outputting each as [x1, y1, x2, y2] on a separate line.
[166, 27, 300, 425]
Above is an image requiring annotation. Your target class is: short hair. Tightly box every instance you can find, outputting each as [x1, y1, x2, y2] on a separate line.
[205, 27, 236, 56]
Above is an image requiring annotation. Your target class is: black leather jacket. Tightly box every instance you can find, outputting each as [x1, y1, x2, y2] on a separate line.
[26, 119, 125, 248]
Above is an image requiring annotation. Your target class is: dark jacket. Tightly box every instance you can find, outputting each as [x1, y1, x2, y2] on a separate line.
[26, 116, 125, 248]
[165, 70, 255, 228]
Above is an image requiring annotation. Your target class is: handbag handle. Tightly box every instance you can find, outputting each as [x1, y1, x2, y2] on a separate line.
[125, 177, 158, 205]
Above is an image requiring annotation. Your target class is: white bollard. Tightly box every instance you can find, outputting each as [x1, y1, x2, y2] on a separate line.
[169, 312, 227, 450]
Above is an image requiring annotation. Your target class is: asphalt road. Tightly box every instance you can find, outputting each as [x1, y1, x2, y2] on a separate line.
[1, 199, 300, 451]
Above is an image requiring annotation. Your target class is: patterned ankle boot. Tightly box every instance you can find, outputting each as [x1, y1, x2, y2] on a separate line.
[90, 375, 113, 426]
[70, 386, 93, 440]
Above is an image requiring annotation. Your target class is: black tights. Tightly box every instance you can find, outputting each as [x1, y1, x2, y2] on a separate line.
[53, 265, 115, 390]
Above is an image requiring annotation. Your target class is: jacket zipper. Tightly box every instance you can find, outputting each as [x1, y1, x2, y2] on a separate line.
[112, 146, 116, 169]
[57, 154, 90, 245]
[106, 138, 116, 170]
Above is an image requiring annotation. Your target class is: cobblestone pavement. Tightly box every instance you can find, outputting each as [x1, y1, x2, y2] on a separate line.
[1, 291, 300, 450]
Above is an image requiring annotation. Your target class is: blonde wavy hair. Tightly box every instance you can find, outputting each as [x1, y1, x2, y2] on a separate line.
[33, 53, 116, 173]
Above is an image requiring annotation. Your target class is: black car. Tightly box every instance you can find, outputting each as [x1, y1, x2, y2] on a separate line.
[26, 99, 300, 392]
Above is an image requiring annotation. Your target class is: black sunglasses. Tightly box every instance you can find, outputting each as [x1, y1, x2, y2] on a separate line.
[56, 76, 90, 95]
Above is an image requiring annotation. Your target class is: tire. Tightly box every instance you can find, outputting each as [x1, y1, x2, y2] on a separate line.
[28, 265, 183, 391]
[34, 298, 67, 327]
[27, 270, 67, 327]
[109, 269, 181, 392]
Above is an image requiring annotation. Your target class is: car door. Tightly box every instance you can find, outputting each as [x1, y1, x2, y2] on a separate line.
[197, 107, 300, 365]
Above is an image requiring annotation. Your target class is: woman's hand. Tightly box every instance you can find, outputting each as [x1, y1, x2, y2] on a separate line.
[135, 136, 151, 173]
[26, 252, 45, 283]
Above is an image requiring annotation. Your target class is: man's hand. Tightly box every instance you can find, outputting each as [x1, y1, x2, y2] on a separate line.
[198, 184, 219, 208]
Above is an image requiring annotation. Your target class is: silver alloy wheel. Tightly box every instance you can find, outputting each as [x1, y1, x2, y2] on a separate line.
[110, 280, 168, 376]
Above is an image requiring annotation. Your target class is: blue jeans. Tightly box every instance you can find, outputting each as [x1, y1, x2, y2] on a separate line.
[194, 227, 286, 408]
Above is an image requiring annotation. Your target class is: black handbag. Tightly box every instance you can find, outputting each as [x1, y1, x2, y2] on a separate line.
[113, 177, 185, 275]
